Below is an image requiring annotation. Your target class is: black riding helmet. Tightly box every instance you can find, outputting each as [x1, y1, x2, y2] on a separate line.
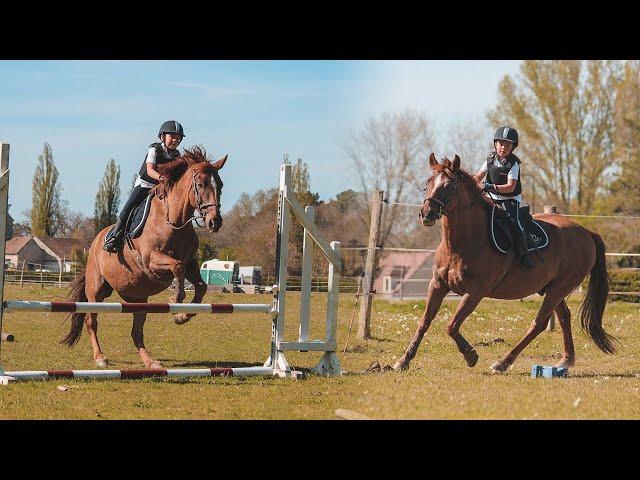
[493, 126, 518, 150]
[158, 120, 185, 139]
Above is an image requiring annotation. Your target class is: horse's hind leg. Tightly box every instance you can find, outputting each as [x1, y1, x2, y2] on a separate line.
[174, 259, 208, 325]
[490, 290, 564, 372]
[85, 265, 114, 368]
[124, 296, 162, 369]
[553, 299, 575, 368]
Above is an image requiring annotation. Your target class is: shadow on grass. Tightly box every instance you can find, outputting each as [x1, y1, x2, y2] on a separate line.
[171, 361, 264, 369]
[367, 336, 394, 343]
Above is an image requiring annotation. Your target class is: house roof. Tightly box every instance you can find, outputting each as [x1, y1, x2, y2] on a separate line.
[35, 237, 85, 259]
[376, 251, 433, 278]
[4, 236, 33, 255]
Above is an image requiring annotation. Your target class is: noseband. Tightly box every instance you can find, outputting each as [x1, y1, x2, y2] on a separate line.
[420, 173, 458, 221]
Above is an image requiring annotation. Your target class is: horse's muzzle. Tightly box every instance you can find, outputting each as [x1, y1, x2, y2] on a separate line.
[208, 214, 223, 233]
[419, 209, 436, 227]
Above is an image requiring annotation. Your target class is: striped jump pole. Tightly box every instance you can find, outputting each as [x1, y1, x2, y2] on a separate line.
[3, 301, 273, 315]
[3, 366, 275, 382]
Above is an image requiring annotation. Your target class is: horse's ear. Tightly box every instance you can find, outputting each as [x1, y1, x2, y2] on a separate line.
[212, 154, 228, 170]
[429, 153, 438, 170]
[443, 157, 452, 168]
[452, 154, 460, 171]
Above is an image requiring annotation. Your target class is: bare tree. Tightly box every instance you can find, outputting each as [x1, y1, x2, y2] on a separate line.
[488, 60, 623, 213]
[344, 108, 435, 246]
[609, 60, 640, 215]
[444, 115, 493, 171]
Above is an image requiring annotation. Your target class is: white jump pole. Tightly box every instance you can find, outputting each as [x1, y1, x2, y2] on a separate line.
[0, 143, 12, 384]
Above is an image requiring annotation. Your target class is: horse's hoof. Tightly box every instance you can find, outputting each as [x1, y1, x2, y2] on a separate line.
[95, 358, 108, 368]
[463, 348, 479, 367]
[554, 358, 575, 369]
[393, 360, 408, 371]
[174, 313, 194, 325]
[489, 360, 508, 373]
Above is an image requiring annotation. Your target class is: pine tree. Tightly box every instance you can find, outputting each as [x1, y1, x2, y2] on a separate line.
[94, 159, 121, 234]
[31, 142, 63, 237]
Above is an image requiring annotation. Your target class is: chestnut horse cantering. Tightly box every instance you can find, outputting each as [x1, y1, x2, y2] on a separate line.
[62, 146, 227, 369]
[394, 154, 616, 373]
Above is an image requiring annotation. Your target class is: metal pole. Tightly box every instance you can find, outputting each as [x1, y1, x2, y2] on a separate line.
[299, 206, 315, 342]
[0, 143, 10, 370]
[543, 205, 558, 331]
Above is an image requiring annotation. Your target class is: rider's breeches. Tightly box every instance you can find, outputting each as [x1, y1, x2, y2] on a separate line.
[118, 185, 151, 222]
[497, 199, 524, 234]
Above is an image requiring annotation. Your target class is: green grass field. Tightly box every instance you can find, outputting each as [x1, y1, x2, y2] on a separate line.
[0, 284, 638, 419]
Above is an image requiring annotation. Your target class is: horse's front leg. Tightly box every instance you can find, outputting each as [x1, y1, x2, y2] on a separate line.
[394, 278, 450, 371]
[174, 259, 208, 325]
[446, 293, 484, 367]
[148, 249, 186, 303]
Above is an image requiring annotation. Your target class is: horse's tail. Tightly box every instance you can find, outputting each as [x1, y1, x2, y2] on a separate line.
[578, 232, 617, 354]
[60, 270, 87, 348]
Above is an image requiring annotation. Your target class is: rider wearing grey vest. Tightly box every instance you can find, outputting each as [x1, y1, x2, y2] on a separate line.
[474, 126, 534, 269]
[103, 120, 185, 253]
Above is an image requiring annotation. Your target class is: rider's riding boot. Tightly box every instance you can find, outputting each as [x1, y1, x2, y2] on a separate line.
[103, 218, 125, 253]
[516, 230, 535, 269]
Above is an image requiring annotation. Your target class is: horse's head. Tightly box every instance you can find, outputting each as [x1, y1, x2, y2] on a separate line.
[182, 147, 228, 233]
[420, 153, 460, 226]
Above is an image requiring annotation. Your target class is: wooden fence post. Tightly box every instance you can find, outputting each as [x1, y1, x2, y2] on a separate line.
[358, 190, 383, 340]
[20, 260, 25, 288]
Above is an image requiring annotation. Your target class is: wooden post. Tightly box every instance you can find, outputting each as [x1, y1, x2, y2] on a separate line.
[20, 260, 25, 288]
[40, 264, 44, 289]
[357, 190, 383, 340]
[59, 256, 64, 288]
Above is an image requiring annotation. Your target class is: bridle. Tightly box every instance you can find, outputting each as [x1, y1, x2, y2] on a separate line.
[419, 172, 458, 222]
[164, 169, 221, 230]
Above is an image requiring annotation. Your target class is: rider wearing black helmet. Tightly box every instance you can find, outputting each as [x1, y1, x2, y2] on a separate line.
[103, 120, 185, 253]
[473, 126, 535, 269]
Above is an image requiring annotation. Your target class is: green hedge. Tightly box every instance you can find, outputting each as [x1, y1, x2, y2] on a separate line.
[608, 268, 640, 303]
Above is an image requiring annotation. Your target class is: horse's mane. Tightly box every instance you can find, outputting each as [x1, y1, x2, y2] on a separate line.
[156, 146, 219, 191]
[433, 156, 493, 208]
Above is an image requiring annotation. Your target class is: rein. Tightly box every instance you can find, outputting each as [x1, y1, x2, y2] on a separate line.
[421, 172, 499, 222]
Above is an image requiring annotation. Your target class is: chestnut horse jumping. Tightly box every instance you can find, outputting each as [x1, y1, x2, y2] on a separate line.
[62, 146, 228, 369]
[394, 154, 616, 373]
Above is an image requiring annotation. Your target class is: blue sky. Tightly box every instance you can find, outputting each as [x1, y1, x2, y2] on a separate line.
[0, 60, 521, 222]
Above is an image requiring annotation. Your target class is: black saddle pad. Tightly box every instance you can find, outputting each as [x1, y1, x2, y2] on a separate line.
[489, 205, 550, 254]
[106, 193, 153, 241]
